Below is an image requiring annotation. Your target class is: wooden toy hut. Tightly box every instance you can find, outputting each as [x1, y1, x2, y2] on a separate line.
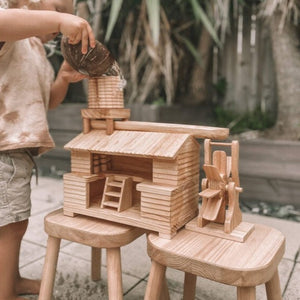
[63, 76, 229, 238]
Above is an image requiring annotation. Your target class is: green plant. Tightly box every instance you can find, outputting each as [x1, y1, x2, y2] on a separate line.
[75, 0, 234, 105]
[213, 77, 227, 98]
[214, 106, 275, 134]
[152, 97, 166, 106]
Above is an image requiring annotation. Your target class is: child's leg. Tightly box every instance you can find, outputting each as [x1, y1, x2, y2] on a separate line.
[15, 223, 41, 296]
[16, 275, 41, 296]
[0, 220, 30, 300]
[0, 151, 40, 297]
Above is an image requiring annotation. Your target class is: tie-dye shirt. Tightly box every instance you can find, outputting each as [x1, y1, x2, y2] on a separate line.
[0, 0, 7, 8]
[0, 5, 55, 155]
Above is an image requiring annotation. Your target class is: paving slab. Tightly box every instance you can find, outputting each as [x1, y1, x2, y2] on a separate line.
[124, 279, 184, 300]
[21, 252, 142, 300]
[30, 177, 63, 216]
[19, 240, 46, 269]
[283, 262, 300, 299]
[61, 234, 151, 279]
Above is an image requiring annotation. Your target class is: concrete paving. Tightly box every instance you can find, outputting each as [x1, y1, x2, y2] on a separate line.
[21, 177, 300, 300]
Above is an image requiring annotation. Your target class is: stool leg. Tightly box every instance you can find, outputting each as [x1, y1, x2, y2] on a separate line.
[106, 247, 123, 300]
[39, 236, 61, 300]
[265, 269, 282, 300]
[91, 247, 101, 281]
[145, 260, 166, 300]
[183, 272, 197, 300]
[160, 277, 170, 300]
[237, 286, 256, 300]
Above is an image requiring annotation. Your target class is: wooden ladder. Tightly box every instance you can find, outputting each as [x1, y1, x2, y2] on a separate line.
[101, 175, 133, 212]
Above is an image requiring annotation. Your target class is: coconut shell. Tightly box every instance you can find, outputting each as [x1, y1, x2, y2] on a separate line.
[60, 36, 117, 77]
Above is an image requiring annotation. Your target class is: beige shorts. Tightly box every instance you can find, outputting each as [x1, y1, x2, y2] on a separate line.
[0, 151, 34, 227]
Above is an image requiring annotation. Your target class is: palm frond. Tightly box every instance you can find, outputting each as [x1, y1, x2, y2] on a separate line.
[105, 0, 123, 42]
[145, 0, 160, 46]
[176, 34, 202, 65]
[189, 0, 222, 47]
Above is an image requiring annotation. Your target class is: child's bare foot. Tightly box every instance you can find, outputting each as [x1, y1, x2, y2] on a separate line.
[16, 277, 41, 295]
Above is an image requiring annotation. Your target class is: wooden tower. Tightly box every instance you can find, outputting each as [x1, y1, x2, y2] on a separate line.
[82, 75, 130, 135]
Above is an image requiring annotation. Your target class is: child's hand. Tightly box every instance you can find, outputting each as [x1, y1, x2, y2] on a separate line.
[58, 13, 95, 54]
[49, 61, 88, 109]
[59, 61, 88, 83]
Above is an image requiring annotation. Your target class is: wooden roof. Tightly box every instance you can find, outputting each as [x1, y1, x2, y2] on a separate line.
[65, 130, 196, 159]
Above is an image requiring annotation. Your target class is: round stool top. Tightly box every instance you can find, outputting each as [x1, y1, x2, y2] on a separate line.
[45, 209, 144, 248]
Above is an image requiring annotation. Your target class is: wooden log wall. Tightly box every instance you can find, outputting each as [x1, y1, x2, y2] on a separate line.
[111, 155, 152, 180]
[64, 173, 89, 212]
[153, 137, 200, 186]
[138, 180, 199, 238]
[71, 151, 92, 174]
[63, 173, 105, 215]
[137, 137, 200, 237]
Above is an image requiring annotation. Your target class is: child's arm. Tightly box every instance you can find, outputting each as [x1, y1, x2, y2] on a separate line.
[48, 61, 87, 109]
[0, 9, 95, 53]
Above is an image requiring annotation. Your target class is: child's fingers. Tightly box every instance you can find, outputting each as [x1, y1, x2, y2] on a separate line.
[68, 32, 81, 46]
[81, 25, 95, 54]
[80, 29, 89, 54]
[87, 26, 96, 48]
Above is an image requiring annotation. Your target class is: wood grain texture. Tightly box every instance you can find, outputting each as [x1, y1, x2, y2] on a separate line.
[90, 120, 229, 139]
[91, 247, 101, 281]
[81, 108, 130, 119]
[45, 209, 145, 248]
[40, 208, 144, 300]
[62, 202, 198, 240]
[198, 139, 243, 234]
[265, 270, 282, 300]
[39, 236, 61, 300]
[147, 224, 285, 287]
[65, 130, 192, 159]
[144, 261, 166, 300]
[106, 248, 123, 300]
[186, 217, 254, 242]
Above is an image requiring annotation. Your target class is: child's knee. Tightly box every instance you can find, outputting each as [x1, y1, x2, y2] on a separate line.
[14, 219, 28, 238]
[5, 219, 29, 240]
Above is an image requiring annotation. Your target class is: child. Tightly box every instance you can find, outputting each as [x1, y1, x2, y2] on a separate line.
[0, 0, 95, 299]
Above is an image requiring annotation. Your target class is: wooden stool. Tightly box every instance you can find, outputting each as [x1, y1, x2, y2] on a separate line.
[145, 224, 285, 300]
[39, 209, 144, 300]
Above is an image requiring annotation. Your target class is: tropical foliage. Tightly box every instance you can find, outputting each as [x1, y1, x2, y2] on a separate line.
[75, 0, 237, 105]
[73, 0, 300, 108]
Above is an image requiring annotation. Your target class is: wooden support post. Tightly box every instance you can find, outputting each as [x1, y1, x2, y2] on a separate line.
[90, 120, 229, 140]
[83, 117, 91, 134]
[39, 236, 61, 300]
[106, 248, 123, 300]
[106, 119, 114, 135]
[91, 247, 101, 281]
[265, 269, 282, 300]
[237, 286, 256, 300]
[145, 260, 166, 300]
[183, 272, 197, 300]
[160, 277, 170, 300]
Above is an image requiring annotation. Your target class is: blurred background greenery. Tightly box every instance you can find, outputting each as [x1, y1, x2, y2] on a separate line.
[46, 0, 300, 139]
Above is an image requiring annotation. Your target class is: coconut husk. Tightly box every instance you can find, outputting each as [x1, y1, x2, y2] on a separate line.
[60, 36, 120, 77]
